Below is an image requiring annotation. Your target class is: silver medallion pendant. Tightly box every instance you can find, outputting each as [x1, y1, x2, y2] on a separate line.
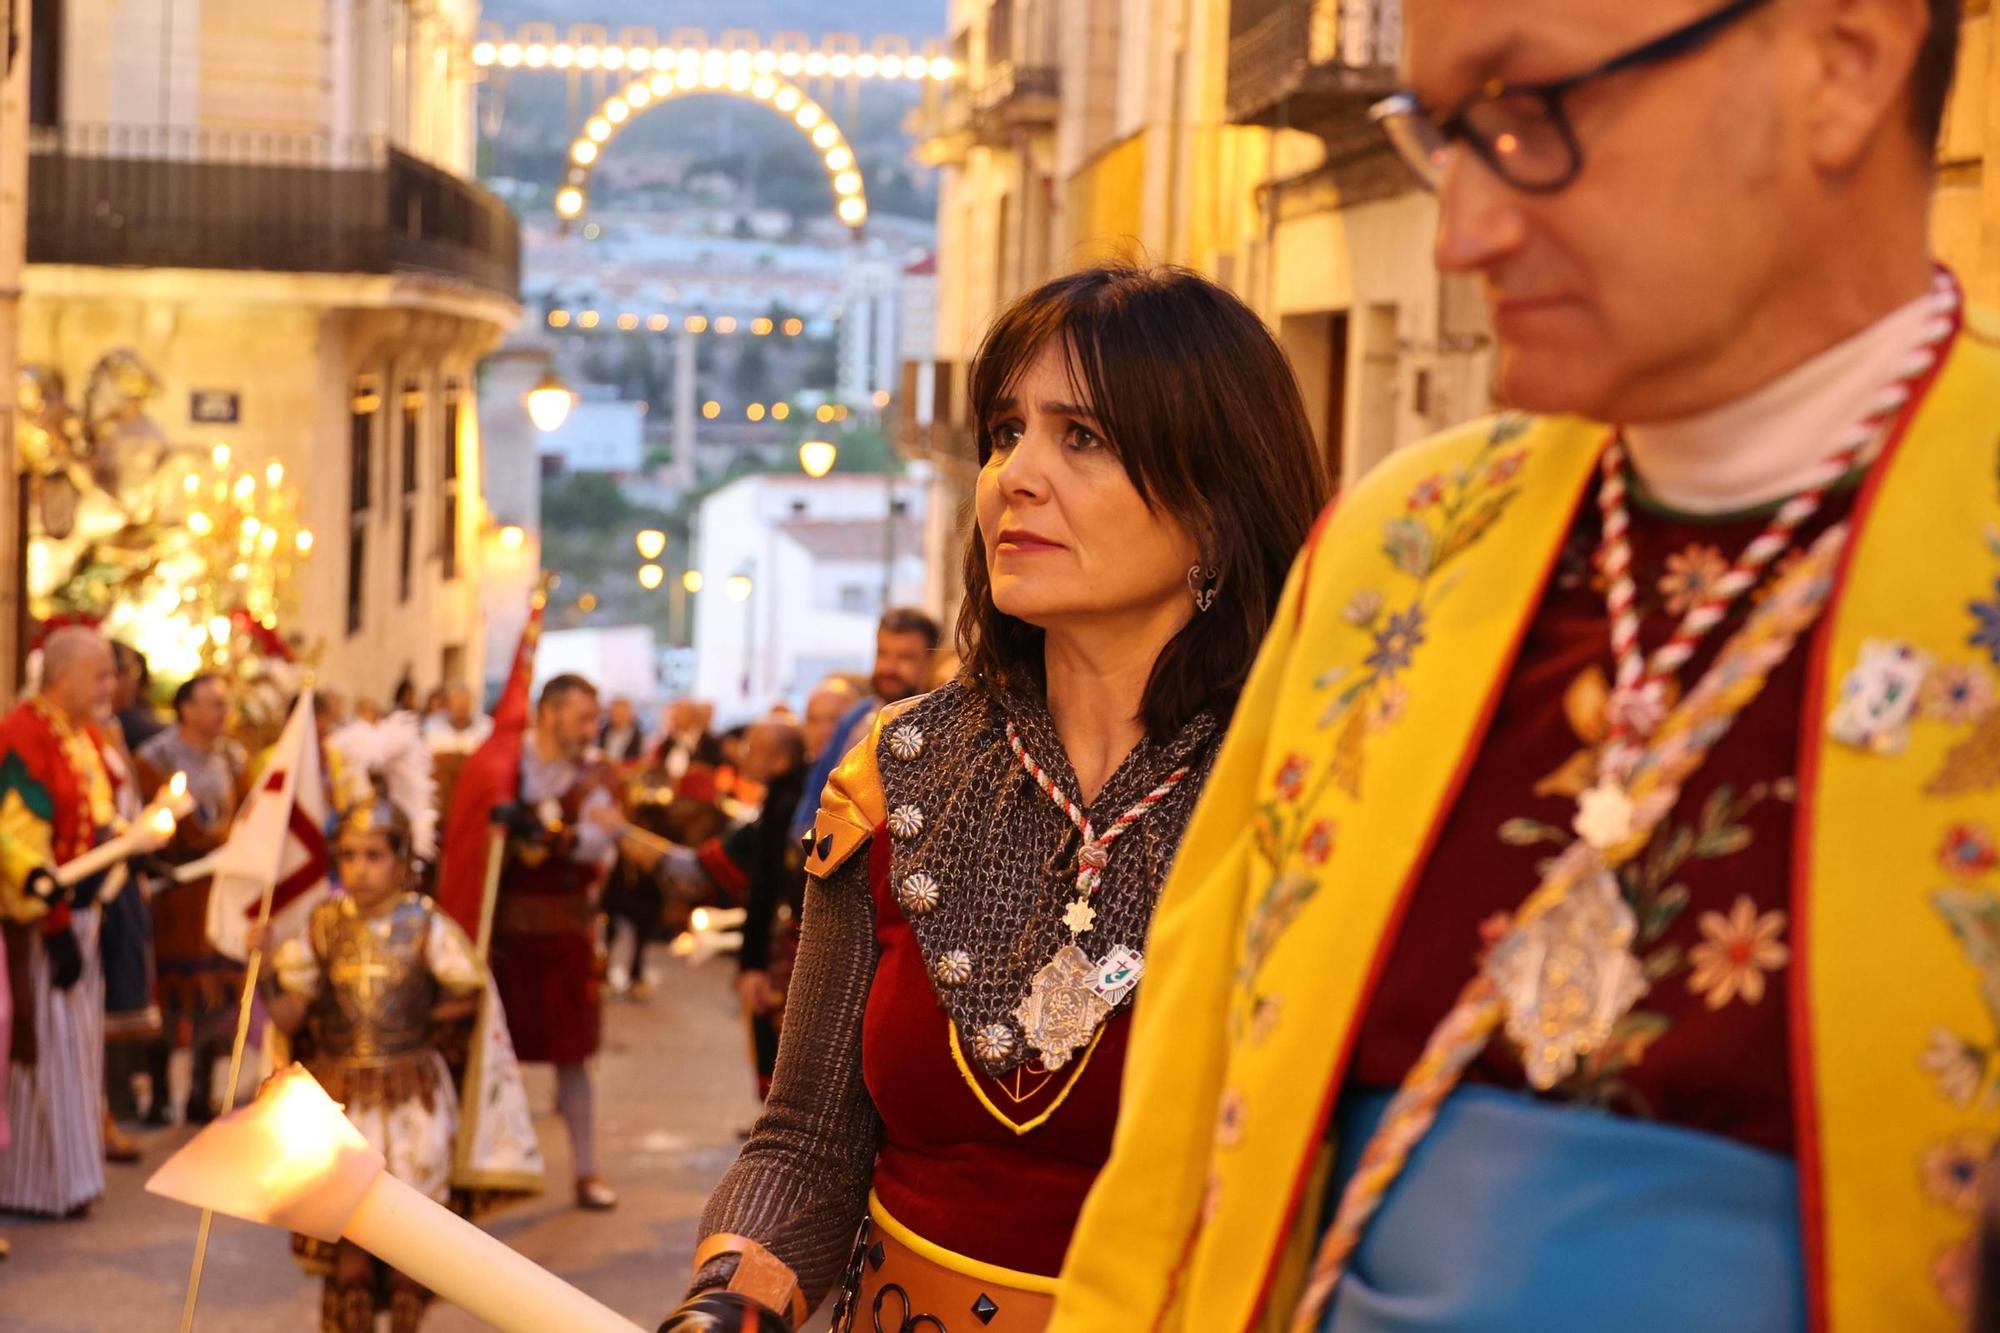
[1013, 944, 1114, 1071]
[1483, 861, 1648, 1090]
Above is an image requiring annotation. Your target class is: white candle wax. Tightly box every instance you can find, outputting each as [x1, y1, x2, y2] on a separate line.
[343, 1171, 643, 1333]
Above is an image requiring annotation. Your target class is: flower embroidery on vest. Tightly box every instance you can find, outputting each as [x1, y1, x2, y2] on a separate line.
[1232, 419, 1534, 1042]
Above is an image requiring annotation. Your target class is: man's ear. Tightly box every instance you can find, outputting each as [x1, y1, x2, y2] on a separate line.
[1804, 0, 1931, 172]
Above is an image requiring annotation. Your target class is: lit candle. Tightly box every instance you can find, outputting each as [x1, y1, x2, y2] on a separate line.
[148, 1067, 643, 1332]
[674, 907, 747, 966]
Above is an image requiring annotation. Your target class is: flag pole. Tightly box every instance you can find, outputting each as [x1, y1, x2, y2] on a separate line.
[449, 822, 509, 1180]
[176, 871, 279, 1333]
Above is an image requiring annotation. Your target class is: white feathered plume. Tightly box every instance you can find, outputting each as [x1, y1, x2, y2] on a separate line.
[323, 712, 440, 862]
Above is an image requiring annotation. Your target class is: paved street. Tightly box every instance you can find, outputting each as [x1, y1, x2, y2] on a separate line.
[0, 960, 787, 1331]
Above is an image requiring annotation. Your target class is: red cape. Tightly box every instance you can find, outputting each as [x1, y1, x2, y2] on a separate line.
[437, 588, 544, 938]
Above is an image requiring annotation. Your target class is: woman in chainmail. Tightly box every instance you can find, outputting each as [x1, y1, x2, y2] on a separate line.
[660, 265, 1332, 1333]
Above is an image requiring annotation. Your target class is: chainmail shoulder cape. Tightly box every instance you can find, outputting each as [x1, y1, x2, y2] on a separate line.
[693, 681, 1220, 1312]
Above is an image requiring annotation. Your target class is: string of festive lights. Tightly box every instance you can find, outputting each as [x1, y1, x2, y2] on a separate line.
[556, 64, 870, 227]
[545, 311, 812, 336]
[472, 39, 956, 83]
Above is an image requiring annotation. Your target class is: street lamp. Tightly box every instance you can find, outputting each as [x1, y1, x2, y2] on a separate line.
[726, 574, 753, 602]
[682, 570, 705, 594]
[798, 439, 838, 479]
[635, 529, 666, 560]
[526, 369, 574, 433]
[638, 563, 664, 590]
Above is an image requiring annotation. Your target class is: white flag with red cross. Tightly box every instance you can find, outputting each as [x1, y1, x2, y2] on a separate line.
[204, 689, 330, 961]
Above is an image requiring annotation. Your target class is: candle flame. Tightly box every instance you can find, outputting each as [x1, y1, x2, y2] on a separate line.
[169, 771, 188, 797]
[147, 806, 178, 840]
[146, 1065, 382, 1242]
[691, 908, 712, 931]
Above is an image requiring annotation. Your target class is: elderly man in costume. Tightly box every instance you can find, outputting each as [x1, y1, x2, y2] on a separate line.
[1055, 1, 2000, 1330]
[0, 628, 123, 1215]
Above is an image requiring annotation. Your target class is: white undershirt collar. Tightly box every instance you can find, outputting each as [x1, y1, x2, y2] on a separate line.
[1621, 293, 1939, 515]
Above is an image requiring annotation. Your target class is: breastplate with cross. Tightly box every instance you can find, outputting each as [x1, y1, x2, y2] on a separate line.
[309, 894, 439, 1062]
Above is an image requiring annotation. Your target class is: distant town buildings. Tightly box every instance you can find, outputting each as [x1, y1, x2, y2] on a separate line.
[691, 471, 929, 723]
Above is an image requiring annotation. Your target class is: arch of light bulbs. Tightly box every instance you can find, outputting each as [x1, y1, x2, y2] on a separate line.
[556, 60, 869, 230]
[474, 37, 955, 85]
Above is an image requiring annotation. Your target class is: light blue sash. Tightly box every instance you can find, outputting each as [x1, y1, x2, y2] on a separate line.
[1320, 1085, 1804, 1332]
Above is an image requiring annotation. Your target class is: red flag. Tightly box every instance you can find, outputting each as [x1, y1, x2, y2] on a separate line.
[437, 582, 547, 937]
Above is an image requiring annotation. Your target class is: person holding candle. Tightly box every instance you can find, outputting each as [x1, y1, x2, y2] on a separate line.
[138, 673, 250, 1125]
[658, 266, 1332, 1332]
[0, 627, 122, 1216]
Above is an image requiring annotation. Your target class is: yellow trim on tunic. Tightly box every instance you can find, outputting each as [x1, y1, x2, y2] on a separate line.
[946, 1022, 1108, 1137]
[868, 1191, 1062, 1295]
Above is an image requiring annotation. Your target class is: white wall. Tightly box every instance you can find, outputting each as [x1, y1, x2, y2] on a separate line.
[691, 473, 929, 722]
[536, 397, 646, 474]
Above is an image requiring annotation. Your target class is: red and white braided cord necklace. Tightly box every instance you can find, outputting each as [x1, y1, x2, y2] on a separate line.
[1005, 720, 1190, 933]
[1583, 271, 1961, 831]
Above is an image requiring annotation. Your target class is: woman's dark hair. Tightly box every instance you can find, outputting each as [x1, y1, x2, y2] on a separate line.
[956, 265, 1332, 738]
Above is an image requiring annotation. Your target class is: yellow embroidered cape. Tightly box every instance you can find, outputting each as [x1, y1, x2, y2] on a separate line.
[1051, 308, 2000, 1333]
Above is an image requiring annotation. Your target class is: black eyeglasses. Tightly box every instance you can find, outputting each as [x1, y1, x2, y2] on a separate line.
[1371, 0, 1773, 194]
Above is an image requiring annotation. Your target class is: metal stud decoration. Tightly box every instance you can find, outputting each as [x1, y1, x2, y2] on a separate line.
[887, 805, 926, 841]
[970, 1022, 1017, 1066]
[887, 724, 925, 762]
[896, 872, 942, 917]
[934, 949, 974, 988]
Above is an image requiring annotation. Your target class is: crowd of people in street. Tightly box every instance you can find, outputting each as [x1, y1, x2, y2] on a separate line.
[9, 2, 2000, 1329]
[0, 596, 951, 1329]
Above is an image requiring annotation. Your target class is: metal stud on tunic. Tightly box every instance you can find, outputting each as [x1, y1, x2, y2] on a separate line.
[970, 1022, 1016, 1067]
[896, 873, 942, 917]
[887, 725, 925, 762]
[934, 949, 973, 988]
[887, 805, 926, 840]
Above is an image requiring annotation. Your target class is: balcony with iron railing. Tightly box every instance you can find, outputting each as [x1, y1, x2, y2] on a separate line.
[979, 0, 1060, 131]
[915, 28, 979, 164]
[25, 124, 522, 301]
[974, 59, 1060, 130]
[1226, 0, 1401, 133]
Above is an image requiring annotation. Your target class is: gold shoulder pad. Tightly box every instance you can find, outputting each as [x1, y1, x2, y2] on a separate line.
[802, 697, 923, 879]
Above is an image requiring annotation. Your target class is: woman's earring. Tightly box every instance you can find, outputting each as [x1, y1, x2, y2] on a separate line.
[1188, 562, 1219, 613]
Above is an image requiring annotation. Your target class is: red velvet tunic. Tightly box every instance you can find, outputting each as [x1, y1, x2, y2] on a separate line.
[1350, 474, 1858, 1156]
[860, 832, 1133, 1277]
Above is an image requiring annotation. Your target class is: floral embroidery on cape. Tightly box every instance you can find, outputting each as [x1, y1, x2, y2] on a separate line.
[1234, 418, 1532, 1036]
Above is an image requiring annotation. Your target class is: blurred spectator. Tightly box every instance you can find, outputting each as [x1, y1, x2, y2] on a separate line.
[802, 678, 861, 763]
[789, 607, 942, 843]
[137, 675, 250, 1124]
[317, 688, 352, 731]
[654, 699, 723, 786]
[392, 678, 418, 714]
[355, 698, 386, 724]
[598, 697, 646, 763]
[110, 642, 166, 750]
[423, 683, 492, 755]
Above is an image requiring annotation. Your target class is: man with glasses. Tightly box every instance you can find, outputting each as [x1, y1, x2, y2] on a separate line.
[1057, 2, 1989, 1329]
